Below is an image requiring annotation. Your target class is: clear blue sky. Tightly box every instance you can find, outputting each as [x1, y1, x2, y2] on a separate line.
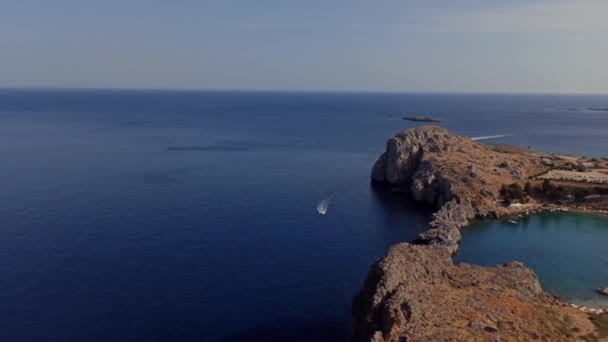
[2, 0, 608, 93]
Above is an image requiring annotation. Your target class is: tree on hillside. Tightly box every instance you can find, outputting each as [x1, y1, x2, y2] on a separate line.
[499, 183, 527, 205]
[524, 181, 532, 195]
[508, 183, 524, 200]
[573, 188, 590, 201]
[539, 179, 570, 200]
[542, 179, 553, 193]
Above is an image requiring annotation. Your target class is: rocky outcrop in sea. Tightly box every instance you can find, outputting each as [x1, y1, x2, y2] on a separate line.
[402, 116, 442, 122]
[370, 126, 539, 253]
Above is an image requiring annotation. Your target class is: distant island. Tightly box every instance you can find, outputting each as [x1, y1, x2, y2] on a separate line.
[352, 126, 608, 341]
[556, 107, 608, 112]
[402, 116, 442, 122]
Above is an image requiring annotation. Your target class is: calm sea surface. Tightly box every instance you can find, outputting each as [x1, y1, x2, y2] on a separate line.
[1, 90, 608, 341]
[455, 213, 608, 309]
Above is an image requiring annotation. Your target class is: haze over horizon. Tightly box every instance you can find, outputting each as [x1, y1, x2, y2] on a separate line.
[2, 0, 608, 94]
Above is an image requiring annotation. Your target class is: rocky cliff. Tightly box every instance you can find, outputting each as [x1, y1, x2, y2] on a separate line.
[371, 126, 544, 253]
[352, 243, 592, 342]
[353, 126, 603, 341]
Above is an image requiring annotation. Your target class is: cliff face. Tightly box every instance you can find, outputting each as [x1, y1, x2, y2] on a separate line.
[354, 126, 600, 341]
[371, 126, 544, 253]
[371, 126, 455, 205]
[351, 243, 584, 342]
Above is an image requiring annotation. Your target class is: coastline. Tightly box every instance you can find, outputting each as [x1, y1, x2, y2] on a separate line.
[424, 192, 608, 315]
[459, 210, 608, 313]
[353, 126, 608, 341]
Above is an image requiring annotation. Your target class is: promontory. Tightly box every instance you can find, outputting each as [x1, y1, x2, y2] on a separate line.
[352, 126, 608, 341]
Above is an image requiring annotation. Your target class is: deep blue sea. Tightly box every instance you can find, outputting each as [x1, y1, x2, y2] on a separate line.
[1, 89, 608, 341]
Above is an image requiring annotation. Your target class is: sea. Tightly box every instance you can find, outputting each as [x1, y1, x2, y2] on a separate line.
[0, 89, 607, 341]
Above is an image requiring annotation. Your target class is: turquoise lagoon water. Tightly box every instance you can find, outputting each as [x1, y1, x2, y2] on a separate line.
[455, 212, 608, 308]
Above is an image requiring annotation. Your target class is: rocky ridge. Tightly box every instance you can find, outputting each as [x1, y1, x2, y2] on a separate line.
[353, 126, 605, 341]
[370, 126, 544, 254]
[351, 243, 587, 342]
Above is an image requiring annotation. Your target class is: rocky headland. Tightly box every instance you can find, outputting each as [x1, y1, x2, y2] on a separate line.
[369, 126, 549, 253]
[352, 126, 608, 341]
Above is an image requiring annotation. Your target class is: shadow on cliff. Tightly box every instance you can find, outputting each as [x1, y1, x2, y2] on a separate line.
[218, 317, 348, 342]
[370, 183, 436, 240]
[371, 184, 436, 213]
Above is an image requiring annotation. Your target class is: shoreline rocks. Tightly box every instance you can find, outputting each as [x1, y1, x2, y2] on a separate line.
[354, 126, 606, 341]
[370, 126, 547, 254]
[351, 243, 579, 341]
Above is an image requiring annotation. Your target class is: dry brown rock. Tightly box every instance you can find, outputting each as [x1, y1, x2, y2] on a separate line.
[352, 243, 589, 342]
[371, 126, 546, 253]
[371, 126, 544, 210]
[355, 126, 601, 341]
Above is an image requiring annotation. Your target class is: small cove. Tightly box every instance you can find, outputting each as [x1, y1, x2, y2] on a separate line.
[454, 212, 608, 308]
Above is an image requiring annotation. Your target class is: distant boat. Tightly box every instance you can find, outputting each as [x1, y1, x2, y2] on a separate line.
[508, 220, 518, 224]
[317, 198, 331, 215]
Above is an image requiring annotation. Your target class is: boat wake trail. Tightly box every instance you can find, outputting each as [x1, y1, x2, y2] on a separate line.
[471, 134, 512, 141]
[317, 197, 332, 215]
[315, 155, 378, 216]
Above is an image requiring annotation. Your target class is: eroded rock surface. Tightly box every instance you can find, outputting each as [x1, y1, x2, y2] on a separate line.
[371, 126, 545, 253]
[352, 243, 588, 342]
[354, 126, 604, 341]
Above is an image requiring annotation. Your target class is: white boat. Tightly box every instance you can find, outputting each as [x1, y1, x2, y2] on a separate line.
[508, 220, 518, 224]
[317, 198, 330, 215]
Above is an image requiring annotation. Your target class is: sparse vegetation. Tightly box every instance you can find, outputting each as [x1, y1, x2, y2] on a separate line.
[590, 314, 608, 338]
[524, 181, 532, 195]
[539, 179, 569, 201]
[573, 188, 591, 201]
[499, 183, 528, 205]
[580, 314, 608, 342]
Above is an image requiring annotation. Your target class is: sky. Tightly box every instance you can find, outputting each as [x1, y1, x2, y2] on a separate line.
[2, 0, 608, 93]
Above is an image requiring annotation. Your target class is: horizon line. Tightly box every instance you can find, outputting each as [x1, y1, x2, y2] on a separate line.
[1, 85, 608, 96]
